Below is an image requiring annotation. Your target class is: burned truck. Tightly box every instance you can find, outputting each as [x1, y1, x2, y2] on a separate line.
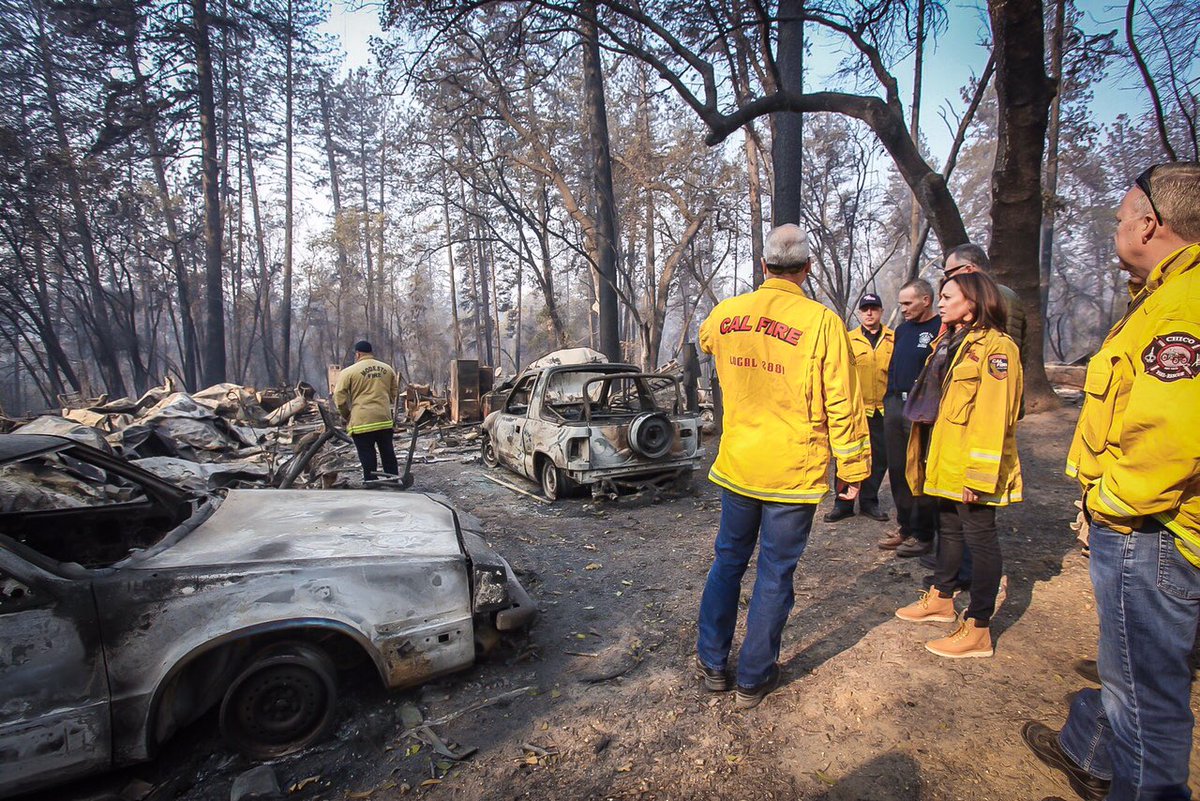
[0, 434, 535, 797]
[480, 360, 703, 500]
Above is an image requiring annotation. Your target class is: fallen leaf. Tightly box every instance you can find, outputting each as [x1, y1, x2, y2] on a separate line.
[551, 689, 561, 698]
[419, 778, 442, 787]
[621, 580, 633, 586]
[725, 755, 742, 765]
[584, 562, 603, 571]
[405, 744, 422, 757]
[524, 755, 540, 765]
[616, 763, 633, 773]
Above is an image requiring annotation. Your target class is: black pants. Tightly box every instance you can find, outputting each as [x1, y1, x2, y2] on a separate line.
[352, 428, 399, 480]
[882, 394, 937, 541]
[834, 413, 887, 512]
[934, 499, 1002, 625]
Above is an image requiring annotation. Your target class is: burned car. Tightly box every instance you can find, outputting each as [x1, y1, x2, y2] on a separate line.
[480, 361, 703, 500]
[0, 434, 534, 798]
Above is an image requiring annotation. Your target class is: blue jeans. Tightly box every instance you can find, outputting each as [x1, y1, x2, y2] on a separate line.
[696, 489, 815, 688]
[1059, 522, 1200, 800]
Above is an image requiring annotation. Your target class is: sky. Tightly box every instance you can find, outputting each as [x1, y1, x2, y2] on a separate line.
[318, 0, 1150, 171]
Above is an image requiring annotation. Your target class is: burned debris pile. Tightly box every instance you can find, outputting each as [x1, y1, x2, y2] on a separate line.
[0, 377, 474, 498]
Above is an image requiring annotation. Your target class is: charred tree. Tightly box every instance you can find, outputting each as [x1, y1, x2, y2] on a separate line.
[987, 0, 1056, 411]
[580, 0, 620, 362]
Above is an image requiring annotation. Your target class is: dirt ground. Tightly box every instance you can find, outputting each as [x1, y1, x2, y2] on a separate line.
[31, 406, 1200, 801]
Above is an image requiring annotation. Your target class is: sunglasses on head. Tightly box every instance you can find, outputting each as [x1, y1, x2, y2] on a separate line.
[1135, 165, 1164, 225]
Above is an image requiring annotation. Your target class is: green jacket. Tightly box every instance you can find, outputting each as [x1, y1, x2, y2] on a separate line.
[997, 283, 1027, 354]
[334, 357, 398, 434]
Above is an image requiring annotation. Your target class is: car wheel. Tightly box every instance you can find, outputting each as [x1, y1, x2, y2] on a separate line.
[218, 642, 338, 760]
[540, 458, 565, 501]
[482, 437, 499, 468]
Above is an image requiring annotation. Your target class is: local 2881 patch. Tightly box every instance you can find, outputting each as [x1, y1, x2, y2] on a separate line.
[1142, 332, 1200, 382]
[987, 354, 1009, 380]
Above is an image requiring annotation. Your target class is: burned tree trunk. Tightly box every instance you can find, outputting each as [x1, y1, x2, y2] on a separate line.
[988, 0, 1057, 412]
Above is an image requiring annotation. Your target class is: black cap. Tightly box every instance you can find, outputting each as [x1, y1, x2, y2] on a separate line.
[353, 340, 373, 354]
[858, 293, 883, 309]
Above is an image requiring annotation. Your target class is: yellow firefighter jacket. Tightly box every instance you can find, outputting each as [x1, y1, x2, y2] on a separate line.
[334, 357, 399, 435]
[848, 325, 894, 416]
[1067, 242, 1200, 565]
[907, 327, 1024, 506]
[699, 278, 871, 503]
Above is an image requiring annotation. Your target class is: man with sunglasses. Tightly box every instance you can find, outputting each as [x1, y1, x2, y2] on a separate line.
[1021, 162, 1200, 801]
[942, 243, 1027, 354]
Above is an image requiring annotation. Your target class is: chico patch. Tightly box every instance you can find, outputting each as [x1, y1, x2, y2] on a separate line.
[1142, 332, 1200, 382]
[987, 355, 1008, 380]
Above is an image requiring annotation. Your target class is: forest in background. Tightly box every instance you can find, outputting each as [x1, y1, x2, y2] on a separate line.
[0, 0, 1196, 414]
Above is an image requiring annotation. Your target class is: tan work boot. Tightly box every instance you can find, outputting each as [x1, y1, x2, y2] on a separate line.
[878, 530, 906, 550]
[895, 586, 957, 623]
[926, 618, 993, 658]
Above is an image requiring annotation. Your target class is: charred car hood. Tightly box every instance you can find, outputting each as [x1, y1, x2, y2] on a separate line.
[133, 489, 462, 569]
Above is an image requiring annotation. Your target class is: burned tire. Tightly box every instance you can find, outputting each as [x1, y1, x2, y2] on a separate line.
[482, 437, 499, 468]
[540, 458, 566, 501]
[219, 642, 337, 760]
[629, 412, 675, 460]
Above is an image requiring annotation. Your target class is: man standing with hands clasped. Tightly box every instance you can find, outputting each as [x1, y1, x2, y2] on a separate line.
[826, 292, 893, 523]
[694, 224, 870, 710]
[1021, 162, 1200, 801]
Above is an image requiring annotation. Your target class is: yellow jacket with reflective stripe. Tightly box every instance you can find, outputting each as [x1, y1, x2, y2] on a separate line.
[334, 357, 399, 435]
[699, 278, 871, 503]
[907, 327, 1024, 506]
[1067, 243, 1200, 565]
[848, 325, 894, 415]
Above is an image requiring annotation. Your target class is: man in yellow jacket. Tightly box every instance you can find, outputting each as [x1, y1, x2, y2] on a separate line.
[1021, 162, 1200, 801]
[334, 340, 400, 481]
[695, 224, 870, 709]
[826, 292, 893, 523]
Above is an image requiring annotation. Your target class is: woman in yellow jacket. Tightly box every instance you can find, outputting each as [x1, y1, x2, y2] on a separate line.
[895, 271, 1023, 658]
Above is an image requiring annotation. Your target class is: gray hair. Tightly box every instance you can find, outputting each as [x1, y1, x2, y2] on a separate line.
[901, 278, 934, 301]
[1140, 162, 1200, 241]
[763, 224, 812, 271]
[945, 242, 991, 271]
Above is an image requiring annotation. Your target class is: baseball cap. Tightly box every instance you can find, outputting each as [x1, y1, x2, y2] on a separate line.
[858, 293, 883, 309]
[353, 340, 373, 353]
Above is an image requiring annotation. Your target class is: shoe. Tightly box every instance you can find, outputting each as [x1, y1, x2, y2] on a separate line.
[895, 586, 957, 623]
[895, 538, 932, 558]
[1020, 721, 1111, 801]
[823, 507, 855, 523]
[1073, 659, 1100, 685]
[734, 664, 780, 710]
[925, 618, 993, 658]
[859, 502, 889, 522]
[878, 531, 906, 550]
[694, 657, 728, 692]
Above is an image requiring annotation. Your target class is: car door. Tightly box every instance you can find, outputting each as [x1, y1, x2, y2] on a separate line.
[492, 374, 538, 477]
[0, 546, 110, 797]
